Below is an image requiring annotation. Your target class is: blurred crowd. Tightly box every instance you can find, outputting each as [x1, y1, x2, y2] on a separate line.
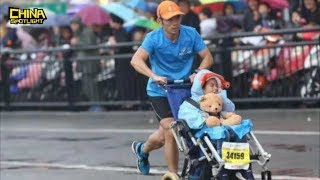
[1, 0, 319, 50]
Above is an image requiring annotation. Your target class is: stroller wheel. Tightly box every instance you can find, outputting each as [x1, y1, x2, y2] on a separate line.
[162, 172, 179, 180]
[266, 171, 272, 180]
[261, 170, 272, 180]
[261, 171, 265, 180]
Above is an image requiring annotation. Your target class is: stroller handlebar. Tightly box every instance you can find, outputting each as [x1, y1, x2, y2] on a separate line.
[166, 79, 191, 85]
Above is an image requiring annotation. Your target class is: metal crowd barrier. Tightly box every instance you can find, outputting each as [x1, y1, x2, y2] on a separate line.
[207, 27, 320, 106]
[0, 27, 319, 110]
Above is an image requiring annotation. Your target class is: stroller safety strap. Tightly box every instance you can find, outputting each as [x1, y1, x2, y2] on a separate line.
[186, 98, 200, 109]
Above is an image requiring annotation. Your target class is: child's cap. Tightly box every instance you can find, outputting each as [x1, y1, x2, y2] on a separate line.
[157, 0, 184, 20]
[201, 72, 230, 89]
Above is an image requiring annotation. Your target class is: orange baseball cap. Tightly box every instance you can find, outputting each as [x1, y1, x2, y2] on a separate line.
[157, 0, 184, 20]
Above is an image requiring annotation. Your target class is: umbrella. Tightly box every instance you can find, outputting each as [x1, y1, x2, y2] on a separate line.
[0, 3, 20, 16]
[67, 4, 89, 16]
[16, 28, 37, 49]
[34, 14, 71, 28]
[0, 4, 9, 16]
[125, 0, 148, 12]
[101, 2, 140, 22]
[147, 2, 158, 13]
[260, 0, 288, 10]
[193, 0, 246, 14]
[199, 0, 241, 4]
[28, 7, 56, 16]
[135, 19, 160, 30]
[77, 5, 110, 25]
[124, 18, 160, 30]
[6, 21, 30, 28]
[70, 0, 91, 5]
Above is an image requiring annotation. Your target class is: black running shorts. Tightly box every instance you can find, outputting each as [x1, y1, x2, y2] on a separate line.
[149, 96, 173, 121]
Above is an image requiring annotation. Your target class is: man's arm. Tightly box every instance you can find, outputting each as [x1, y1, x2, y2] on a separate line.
[130, 47, 167, 84]
[197, 47, 214, 69]
[189, 47, 214, 82]
[130, 47, 153, 77]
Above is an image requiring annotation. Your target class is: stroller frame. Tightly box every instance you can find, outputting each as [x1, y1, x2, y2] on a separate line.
[171, 122, 271, 179]
[164, 81, 272, 179]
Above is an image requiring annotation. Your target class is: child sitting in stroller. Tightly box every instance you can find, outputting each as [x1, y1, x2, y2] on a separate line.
[178, 69, 254, 179]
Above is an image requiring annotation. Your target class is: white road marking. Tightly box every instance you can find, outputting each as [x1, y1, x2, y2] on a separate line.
[1, 161, 319, 180]
[1, 128, 319, 135]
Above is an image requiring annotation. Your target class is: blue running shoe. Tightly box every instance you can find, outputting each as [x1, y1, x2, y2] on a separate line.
[131, 141, 150, 175]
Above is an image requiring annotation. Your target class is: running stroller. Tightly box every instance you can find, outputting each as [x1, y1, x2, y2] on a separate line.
[163, 80, 272, 180]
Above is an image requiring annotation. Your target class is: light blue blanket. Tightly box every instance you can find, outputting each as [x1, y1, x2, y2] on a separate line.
[195, 119, 253, 140]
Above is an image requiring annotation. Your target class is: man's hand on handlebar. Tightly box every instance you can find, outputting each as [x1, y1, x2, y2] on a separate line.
[151, 74, 167, 85]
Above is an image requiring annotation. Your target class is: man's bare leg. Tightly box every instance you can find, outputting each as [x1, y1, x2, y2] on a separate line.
[132, 128, 163, 175]
[160, 117, 179, 173]
[143, 126, 165, 153]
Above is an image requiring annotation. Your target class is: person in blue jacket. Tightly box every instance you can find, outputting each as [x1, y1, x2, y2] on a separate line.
[179, 69, 236, 130]
[178, 69, 254, 180]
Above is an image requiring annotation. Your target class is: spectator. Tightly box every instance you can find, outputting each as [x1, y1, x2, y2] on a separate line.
[131, 27, 146, 51]
[54, 26, 73, 46]
[70, 16, 102, 112]
[70, 16, 83, 45]
[93, 24, 112, 44]
[292, 0, 320, 26]
[288, 0, 301, 15]
[109, 13, 135, 101]
[1, 15, 17, 48]
[198, 8, 217, 40]
[224, 3, 236, 16]
[255, 2, 283, 30]
[52, 26, 61, 47]
[302, 0, 320, 24]
[292, 0, 320, 40]
[131, 27, 148, 101]
[37, 29, 52, 48]
[242, 0, 260, 32]
[59, 27, 73, 45]
[217, 3, 243, 34]
[177, 0, 200, 33]
[94, 24, 112, 56]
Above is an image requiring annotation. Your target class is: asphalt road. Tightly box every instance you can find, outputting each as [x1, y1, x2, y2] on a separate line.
[1, 109, 319, 180]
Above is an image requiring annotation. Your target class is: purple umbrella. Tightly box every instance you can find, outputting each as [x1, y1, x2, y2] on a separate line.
[77, 5, 111, 25]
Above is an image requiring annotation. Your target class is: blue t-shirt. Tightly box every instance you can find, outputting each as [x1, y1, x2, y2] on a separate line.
[141, 25, 206, 97]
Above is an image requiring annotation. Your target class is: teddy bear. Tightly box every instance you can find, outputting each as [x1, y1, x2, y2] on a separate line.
[199, 93, 242, 127]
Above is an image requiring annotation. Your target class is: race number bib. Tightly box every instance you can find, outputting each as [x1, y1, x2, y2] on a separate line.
[222, 142, 250, 170]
